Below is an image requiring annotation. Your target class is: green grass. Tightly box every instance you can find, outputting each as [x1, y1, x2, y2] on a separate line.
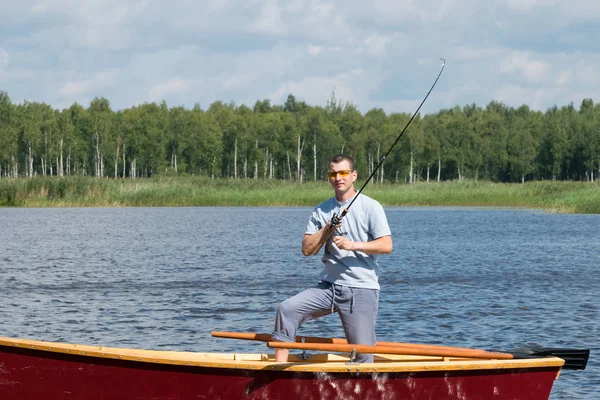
[0, 176, 599, 213]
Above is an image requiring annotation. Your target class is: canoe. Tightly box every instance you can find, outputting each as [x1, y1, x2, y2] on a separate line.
[0, 333, 588, 400]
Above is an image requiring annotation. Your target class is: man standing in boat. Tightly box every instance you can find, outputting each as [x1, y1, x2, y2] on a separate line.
[272, 154, 393, 363]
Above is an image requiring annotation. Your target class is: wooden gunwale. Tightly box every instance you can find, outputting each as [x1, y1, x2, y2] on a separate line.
[0, 336, 565, 374]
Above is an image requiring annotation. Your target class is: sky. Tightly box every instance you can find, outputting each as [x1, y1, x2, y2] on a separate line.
[1, 0, 599, 115]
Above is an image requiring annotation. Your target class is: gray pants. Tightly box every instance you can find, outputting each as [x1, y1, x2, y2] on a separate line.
[272, 281, 379, 363]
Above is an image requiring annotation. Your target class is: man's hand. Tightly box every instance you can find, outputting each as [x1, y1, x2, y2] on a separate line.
[332, 235, 393, 254]
[303, 220, 340, 256]
[333, 235, 355, 251]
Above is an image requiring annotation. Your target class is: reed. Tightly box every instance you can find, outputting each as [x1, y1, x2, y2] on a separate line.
[0, 176, 598, 213]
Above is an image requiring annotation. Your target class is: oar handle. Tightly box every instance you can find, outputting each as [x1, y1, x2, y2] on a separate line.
[212, 331, 351, 345]
[268, 341, 514, 360]
[212, 332, 273, 342]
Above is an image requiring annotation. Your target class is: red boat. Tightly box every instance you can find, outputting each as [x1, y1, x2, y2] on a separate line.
[0, 333, 588, 400]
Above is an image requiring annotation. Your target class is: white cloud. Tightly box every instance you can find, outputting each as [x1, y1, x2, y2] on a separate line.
[453, 45, 503, 61]
[59, 82, 88, 97]
[307, 45, 322, 56]
[17, 0, 149, 50]
[364, 34, 393, 57]
[572, 61, 598, 85]
[352, 0, 477, 25]
[149, 78, 190, 101]
[221, 72, 259, 90]
[0, 49, 8, 70]
[310, 0, 335, 18]
[499, 52, 550, 83]
[556, 71, 571, 86]
[553, 60, 598, 88]
[493, 84, 562, 110]
[206, 0, 232, 12]
[59, 70, 120, 97]
[251, 0, 286, 35]
[503, 0, 559, 12]
[499, 0, 600, 27]
[1, 0, 599, 116]
[268, 70, 364, 105]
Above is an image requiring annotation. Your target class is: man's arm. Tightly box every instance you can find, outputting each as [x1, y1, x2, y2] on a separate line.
[302, 224, 333, 256]
[332, 235, 392, 254]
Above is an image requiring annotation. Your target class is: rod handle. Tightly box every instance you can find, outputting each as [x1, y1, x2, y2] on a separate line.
[311, 226, 336, 255]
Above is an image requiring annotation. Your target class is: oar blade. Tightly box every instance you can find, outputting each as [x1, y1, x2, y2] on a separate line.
[511, 347, 590, 370]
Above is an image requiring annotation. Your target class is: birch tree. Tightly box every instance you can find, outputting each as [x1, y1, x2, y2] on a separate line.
[0, 92, 18, 177]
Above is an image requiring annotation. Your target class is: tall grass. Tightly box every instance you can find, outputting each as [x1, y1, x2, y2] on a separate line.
[0, 176, 598, 213]
[367, 180, 600, 213]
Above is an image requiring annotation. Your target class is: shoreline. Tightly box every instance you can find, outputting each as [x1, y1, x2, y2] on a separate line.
[1, 176, 599, 214]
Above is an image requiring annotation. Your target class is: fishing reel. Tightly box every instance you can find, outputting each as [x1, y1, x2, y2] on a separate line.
[330, 213, 341, 229]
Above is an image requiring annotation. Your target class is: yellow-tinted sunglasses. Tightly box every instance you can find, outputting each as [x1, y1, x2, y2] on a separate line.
[328, 169, 352, 180]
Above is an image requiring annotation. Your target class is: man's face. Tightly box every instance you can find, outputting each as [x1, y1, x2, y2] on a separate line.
[328, 160, 357, 194]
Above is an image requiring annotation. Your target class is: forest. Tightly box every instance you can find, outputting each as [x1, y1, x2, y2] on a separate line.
[0, 90, 599, 184]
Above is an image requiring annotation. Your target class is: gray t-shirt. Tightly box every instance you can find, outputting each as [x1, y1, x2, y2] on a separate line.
[305, 193, 391, 290]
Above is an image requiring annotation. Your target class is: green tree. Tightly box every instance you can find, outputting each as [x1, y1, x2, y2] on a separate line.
[39, 104, 57, 176]
[68, 103, 92, 176]
[363, 108, 388, 183]
[208, 101, 238, 178]
[235, 104, 255, 179]
[88, 98, 113, 177]
[185, 105, 222, 178]
[257, 113, 284, 179]
[136, 102, 167, 177]
[539, 107, 569, 180]
[338, 103, 365, 173]
[586, 101, 600, 181]
[167, 106, 191, 174]
[463, 104, 485, 180]
[507, 105, 538, 183]
[481, 103, 509, 181]
[283, 94, 298, 113]
[16, 101, 45, 177]
[110, 111, 126, 178]
[304, 106, 343, 181]
[0, 92, 18, 177]
[443, 106, 470, 180]
[421, 114, 442, 182]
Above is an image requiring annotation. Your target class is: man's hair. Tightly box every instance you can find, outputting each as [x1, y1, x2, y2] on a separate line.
[330, 154, 355, 171]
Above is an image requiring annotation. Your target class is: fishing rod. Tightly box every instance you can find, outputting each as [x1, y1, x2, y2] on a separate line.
[312, 58, 446, 255]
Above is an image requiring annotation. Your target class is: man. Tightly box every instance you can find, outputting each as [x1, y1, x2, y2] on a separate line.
[272, 154, 392, 363]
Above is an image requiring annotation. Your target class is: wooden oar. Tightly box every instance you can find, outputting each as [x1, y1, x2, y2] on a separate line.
[267, 341, 514, 360]
[211, 331, 492, 355]
[211, 331, 589, 369]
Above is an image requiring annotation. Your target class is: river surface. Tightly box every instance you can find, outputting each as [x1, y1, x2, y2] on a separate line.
[0, 206, 598, 398]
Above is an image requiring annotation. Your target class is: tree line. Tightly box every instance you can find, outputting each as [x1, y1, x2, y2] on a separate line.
[1, 90, 599, 183]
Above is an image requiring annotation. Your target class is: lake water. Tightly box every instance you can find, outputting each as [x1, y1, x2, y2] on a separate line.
[0, 206, 598, 399]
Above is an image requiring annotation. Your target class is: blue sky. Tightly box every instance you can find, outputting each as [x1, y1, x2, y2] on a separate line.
[1, 0, 599, 115]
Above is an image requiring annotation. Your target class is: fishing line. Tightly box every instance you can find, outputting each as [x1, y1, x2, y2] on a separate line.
[313, 58, 446, 254]
[345, 58, 446, 213]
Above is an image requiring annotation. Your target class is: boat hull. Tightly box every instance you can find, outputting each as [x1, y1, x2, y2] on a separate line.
[0, 343, 561, 400]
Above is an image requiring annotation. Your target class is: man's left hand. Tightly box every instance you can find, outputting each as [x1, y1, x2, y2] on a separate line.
[333, 235, 355, 251]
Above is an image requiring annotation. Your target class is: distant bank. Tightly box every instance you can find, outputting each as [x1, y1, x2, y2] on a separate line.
[1, 176, 598, 214]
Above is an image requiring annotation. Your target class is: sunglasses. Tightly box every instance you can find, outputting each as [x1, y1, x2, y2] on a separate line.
[328, 169, 352, 179]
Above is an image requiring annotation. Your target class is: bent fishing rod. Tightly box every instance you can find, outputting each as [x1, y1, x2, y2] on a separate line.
[312, 58, 446, 255]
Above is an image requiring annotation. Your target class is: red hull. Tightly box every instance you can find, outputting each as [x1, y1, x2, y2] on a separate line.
[0, 345, 560, 400]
